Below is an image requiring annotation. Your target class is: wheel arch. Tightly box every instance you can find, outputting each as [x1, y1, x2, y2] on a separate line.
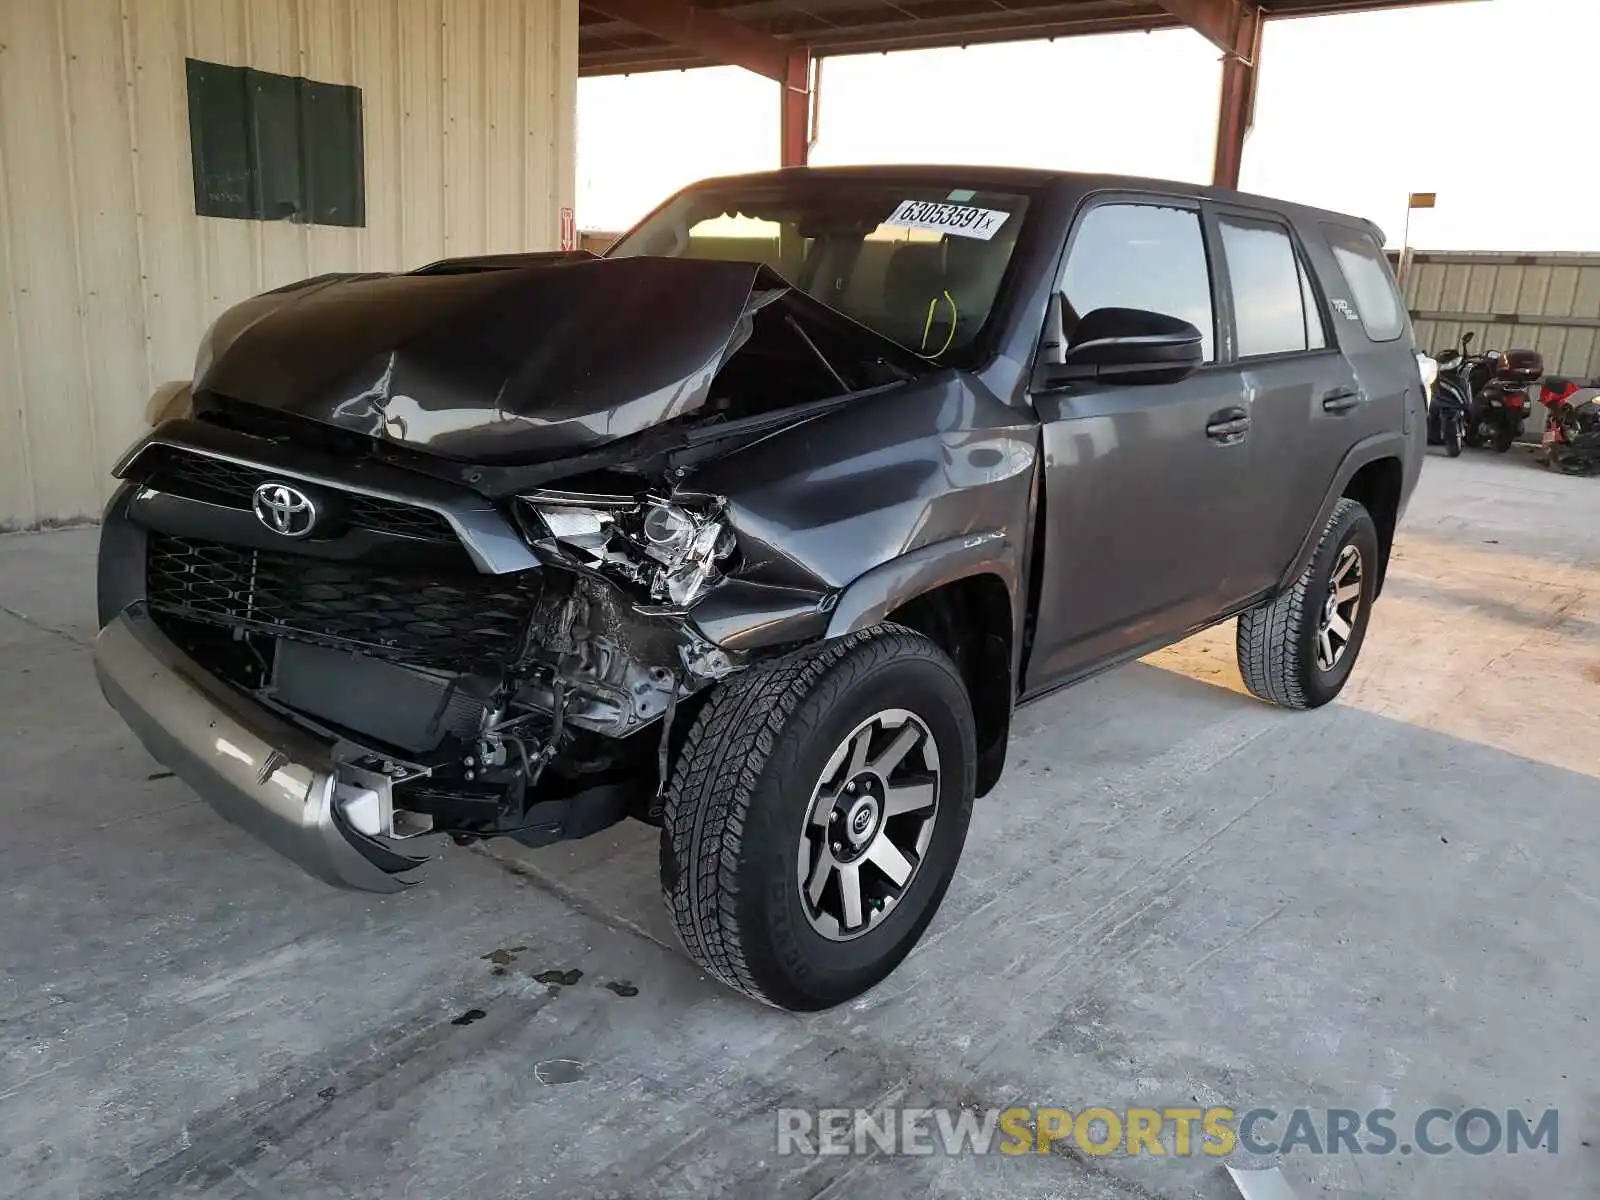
[1280, 434, 1408, 600]
[1340, 456, 1404, 597]
[883, 574, 1015, 799]
[825, 538, 1019, 798]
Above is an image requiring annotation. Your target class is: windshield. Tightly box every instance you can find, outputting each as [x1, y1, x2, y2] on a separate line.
[607, 178, 1032, 358]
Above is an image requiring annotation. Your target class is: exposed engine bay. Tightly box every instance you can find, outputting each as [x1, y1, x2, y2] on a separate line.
[136, 479, 749, 849]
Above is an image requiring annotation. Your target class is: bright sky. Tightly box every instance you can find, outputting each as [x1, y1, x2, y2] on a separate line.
[576, 0, 1597, 251]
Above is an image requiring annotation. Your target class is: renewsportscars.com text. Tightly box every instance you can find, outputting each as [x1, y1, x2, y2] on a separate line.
[775, 1106, 1559, 1158]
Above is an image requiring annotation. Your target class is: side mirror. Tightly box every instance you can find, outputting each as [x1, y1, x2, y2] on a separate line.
[1462, 330, 1476, 349]
[1035, 305, 1204, 389]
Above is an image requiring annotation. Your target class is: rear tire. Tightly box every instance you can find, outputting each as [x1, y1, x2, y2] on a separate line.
[660, 624, 976, 1010]
[1236, 499, 1379, 710]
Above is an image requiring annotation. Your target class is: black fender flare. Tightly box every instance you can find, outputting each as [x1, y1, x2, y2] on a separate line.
[823, 530, 1020, 641]
[825, 530, 1023, 798]
[1278, 431, 1410, 594]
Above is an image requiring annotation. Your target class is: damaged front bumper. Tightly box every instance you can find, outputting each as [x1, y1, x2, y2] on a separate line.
[95, 606, 429, 892]
[93, 419, 846, 890]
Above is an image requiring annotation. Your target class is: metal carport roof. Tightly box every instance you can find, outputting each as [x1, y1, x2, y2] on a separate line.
[574, 0, 1466, 186]
[579, 0, 1458, 75]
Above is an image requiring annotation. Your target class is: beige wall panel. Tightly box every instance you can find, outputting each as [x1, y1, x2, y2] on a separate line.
[443, 0, 486, 257]
[2, 0, 575, 527]
[127, 0, 208, 396]
[485, 0, 526, 254]
[352, 0, 400, 272]
[63, 0, 151, 498]
[2, 0, 100, 520]
[398, 0, 445, 268]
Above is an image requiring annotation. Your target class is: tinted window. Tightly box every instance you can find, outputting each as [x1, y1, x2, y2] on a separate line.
[1324, 225, 1406, 342]
[1219, 216, 1311, 357]
[1061, 203, 1215, 362]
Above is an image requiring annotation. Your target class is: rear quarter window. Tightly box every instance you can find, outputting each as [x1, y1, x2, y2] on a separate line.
[1321, 224, 1407, 343]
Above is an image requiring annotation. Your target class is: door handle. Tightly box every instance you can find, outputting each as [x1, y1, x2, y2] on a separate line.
[1205, 407, 1250, 442]
[1323, 387, 1365, 413]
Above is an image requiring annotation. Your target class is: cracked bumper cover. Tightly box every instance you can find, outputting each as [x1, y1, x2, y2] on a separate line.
[94, 606, 430, 892]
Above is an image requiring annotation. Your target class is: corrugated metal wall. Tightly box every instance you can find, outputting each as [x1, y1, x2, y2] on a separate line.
[0, 0, 577, 529]
[1404, 251, 1600, 383]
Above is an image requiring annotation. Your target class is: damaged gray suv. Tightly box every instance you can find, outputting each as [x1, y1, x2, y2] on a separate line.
[96, 167, 1425, 1010]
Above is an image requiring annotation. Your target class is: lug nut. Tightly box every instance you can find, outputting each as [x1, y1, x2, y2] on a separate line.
[464, 770, 476, 781]
[846, 781, 857, 794]
[464, 755, 476, 768]
[831, 843, 842, 854]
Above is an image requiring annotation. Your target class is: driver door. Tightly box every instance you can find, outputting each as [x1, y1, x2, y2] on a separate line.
[1021, 197, 1254, 693]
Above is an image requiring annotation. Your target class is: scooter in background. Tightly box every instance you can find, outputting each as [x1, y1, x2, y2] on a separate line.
[1428, 334, 1474, 456]
[1465, 347, 1542, 452]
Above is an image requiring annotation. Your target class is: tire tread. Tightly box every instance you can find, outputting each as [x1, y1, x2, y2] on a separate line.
[1236, 497, 1362, 710]
[661, 624, 951, 1007]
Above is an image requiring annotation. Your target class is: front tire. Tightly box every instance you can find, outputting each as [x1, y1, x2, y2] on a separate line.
[1445, 419, 1463, 457]
[1236, 499, 1379, 710]
[1493, 422, 1518, 452]
[660, 625, 976, 1010]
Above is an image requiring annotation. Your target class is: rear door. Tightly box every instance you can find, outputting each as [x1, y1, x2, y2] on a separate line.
[1023, 196, 1254, 692]
[1312, 222, 1421, 486]
[1204, 205, 1362, 596]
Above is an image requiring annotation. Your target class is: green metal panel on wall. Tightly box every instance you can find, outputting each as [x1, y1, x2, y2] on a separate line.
[300, 81, 365, 227]
[185, 58, 364, 227]
[186, 59, 254, 220]
[247, 68, 304, 222]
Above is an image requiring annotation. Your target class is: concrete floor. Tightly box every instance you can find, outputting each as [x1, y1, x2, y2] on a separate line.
[2, 448, 1597, 1200]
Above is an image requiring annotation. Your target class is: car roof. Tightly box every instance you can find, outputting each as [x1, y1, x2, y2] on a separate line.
[680, 164, 1387, 245]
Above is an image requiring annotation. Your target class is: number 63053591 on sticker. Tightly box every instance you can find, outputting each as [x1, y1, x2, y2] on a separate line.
[885, 199, 1010, 241]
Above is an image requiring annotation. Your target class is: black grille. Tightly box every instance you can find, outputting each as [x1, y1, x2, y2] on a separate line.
[145, 448, 457, 542]
[146, 535, 536, 669]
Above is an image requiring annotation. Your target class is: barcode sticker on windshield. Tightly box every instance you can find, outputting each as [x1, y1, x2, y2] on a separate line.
[885, 200, 1010, 241]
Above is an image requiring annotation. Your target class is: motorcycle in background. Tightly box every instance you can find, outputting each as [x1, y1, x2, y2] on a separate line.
[1465, 347, 1542, 452]
[1435, 333, 1544, 453]
[1428, 334, 1474, 456]
[1538, 377, 1600, 474]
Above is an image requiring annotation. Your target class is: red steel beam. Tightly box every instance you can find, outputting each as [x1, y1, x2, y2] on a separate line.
[780, 48, 812, 167]
[1152, 0, 1259, 61]
[580, 0, 791, 81]
[1211, 4, 1264, 188]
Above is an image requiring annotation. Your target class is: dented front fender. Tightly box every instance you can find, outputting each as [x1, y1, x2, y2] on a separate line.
[686, 372, 1037, 652]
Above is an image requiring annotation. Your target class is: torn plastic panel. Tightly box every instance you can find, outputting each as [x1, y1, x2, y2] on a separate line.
[212, 556, 743, 849]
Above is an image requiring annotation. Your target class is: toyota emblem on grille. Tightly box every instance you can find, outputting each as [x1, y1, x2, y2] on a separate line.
[252, 482, 318, 538]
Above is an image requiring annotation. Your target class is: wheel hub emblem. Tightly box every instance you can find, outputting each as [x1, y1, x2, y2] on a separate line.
[848, 796, 878, 842]
[252, 482, 318, 538]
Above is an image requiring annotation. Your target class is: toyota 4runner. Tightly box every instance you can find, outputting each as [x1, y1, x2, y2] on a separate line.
[95, 167, 1425, 1010]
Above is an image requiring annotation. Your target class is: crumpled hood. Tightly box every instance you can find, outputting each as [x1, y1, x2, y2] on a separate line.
[194, 255, 791, 463]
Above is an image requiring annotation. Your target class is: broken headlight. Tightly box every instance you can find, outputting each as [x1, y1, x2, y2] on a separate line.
[518, 492, 736, 608]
